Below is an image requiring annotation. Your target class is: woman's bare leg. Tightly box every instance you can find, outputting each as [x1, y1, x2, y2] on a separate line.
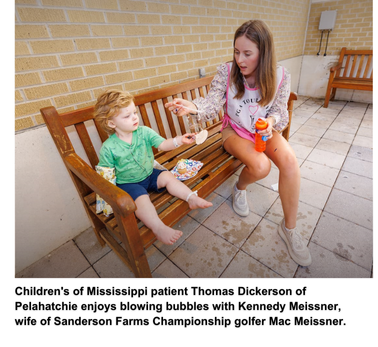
[265, 131, 300, 229]
[223, 134, 271, 188]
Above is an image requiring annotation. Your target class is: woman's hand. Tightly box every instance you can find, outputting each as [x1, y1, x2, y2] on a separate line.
[181, 133, 196, 145]
[164, 98, 197, 117]
[257, 117, 275, 140]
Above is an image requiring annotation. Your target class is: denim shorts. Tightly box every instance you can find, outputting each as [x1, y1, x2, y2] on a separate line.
[117, 169, 166, 201]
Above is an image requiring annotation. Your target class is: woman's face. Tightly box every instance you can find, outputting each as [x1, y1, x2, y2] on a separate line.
[234, 35, 260, 79]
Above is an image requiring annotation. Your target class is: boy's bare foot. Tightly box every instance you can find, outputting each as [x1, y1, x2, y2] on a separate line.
[188, 194, 213, 210]
[154, 225, 183, 245]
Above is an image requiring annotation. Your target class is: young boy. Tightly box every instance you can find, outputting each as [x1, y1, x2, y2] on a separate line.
[95, 89, 213, 245]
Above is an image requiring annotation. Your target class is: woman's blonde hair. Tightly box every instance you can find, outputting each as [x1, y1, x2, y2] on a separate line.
[230, 20, 277, 106]
[94, 89, 134, 135]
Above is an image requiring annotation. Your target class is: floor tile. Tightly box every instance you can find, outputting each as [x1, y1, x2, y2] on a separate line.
[299, 178, 332, 210]
[256, 166, 279, 190]
[329, 122, 359, 135]
[315, 138, 351, 156]
[16, 240, 91, 278]
[78, 267, 99, 278]
[347, 145, 372, 162]
[311, 212, 373, 271]
[314, 107, 340, 117]
[214, 174, 239, 198]
[360, 118, 372, 128]
[92, 251, 136, 278]
[322, 129, 355, 144]
[289, 142, 314, 160]
[203, 200, 261, 247]
[306, 148, 346, 169]
[93, 245, 165, 278]
[289, 132, 320, 147]
[295, 242, 371, 278]
[342, 157, 373, 178]
[242, 218, 300, 278]
[291, 115, 312, 125]
[74, 227, 112, 264]
[152, 259, 189, 278]
[300, 160, 340, 187]
[244, 182, 279, 217]
[324, 189, 372, 230]
[154, 215, 200, 256]
[220, 251, 281, 278]
[334, 170, 372, 200]
[333, 116, 362, 126]
[264, 199, 322, 240]
[188, 192, 225, 224]
[304, 117, 334, 129]
[356, 126, 372, 138]
[169, 225, 238, 278]
[352, 135, 372, 148]
[296, 124, 327, 137]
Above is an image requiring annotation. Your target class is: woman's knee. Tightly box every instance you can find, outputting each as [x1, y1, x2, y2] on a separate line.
[244, 156, 271, 179]
[277, 151, 299, 175]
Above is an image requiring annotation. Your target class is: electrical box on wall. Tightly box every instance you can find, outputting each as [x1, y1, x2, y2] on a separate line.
[319, 10, 337, 30]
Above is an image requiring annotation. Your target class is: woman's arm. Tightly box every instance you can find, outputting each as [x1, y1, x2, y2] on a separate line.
[267, 67, 291, 132]
[165, 63, 228, 122]
[191, 63, 228, 121]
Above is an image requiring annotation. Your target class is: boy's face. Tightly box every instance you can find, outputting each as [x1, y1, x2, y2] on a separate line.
[108, 102, 139, 133]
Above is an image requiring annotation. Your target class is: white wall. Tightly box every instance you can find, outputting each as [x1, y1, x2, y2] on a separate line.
[15, 126, 92, 273]
[279, 55, 303, 93]
[298, 55, 373, 103]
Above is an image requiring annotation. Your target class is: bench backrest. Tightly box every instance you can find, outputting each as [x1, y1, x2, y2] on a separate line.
[44, 76, 220, 170]
[41, 76, 296, 171]
[337, 47, 373, 80]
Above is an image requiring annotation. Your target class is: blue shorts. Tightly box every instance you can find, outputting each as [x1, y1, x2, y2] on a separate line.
[117, 169, 166, 201]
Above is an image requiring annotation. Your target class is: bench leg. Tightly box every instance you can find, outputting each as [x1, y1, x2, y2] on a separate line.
[330, 87, 337, 101]
[69, 170, 106, 247]
[115, 212, 152, 278]
[324, 83, 333, 108]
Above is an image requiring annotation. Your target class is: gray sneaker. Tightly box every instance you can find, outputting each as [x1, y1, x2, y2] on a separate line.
[278, 219, 312, 266]
[232, 184, 249, 216]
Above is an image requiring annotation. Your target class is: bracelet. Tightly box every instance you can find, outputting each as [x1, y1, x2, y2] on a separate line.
[173, 137, 180, 148]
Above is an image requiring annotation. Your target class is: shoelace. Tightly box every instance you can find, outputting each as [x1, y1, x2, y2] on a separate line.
[235, 190, 246, 203]
[289, 229, 304, 250]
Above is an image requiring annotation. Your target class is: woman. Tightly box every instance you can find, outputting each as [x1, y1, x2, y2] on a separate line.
[165, 20, 311, 267]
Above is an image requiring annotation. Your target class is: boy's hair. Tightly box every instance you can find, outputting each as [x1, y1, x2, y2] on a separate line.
[230, 20, 277, 106]
[94, 89, 134, 135]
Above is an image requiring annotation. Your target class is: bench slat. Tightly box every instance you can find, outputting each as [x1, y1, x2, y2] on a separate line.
[74, 122, 99, 169]
[151, 100, 166, 138]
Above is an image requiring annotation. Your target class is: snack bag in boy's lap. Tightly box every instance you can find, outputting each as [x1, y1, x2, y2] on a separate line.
[171, 158, 203, 181]
[95, 166, 116, 217]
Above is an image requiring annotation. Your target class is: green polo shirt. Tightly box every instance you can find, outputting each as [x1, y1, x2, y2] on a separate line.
[98, 126, 165, 184]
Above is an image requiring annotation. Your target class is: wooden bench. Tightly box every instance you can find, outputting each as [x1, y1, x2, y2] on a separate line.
[40, 76, 297, 278]
[324, 47, 373, 108]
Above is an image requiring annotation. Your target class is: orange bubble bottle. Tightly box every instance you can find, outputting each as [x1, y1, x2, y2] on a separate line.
[255, 118, 268, 152]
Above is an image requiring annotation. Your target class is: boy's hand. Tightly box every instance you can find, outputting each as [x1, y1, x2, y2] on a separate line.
[181, 133, 196, 144]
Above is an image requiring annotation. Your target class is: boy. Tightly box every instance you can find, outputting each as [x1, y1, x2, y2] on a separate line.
[95, 90, 213, 245]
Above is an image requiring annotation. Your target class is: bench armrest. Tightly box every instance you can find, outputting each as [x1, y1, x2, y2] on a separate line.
[330, 62, 342, 72]
[64, 153, 137, 218]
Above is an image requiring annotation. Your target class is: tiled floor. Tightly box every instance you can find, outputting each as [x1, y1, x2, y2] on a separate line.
[16, 96, 373, 278]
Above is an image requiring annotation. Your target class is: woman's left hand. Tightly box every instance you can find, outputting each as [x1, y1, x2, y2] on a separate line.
[257, 117, 275, 140]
